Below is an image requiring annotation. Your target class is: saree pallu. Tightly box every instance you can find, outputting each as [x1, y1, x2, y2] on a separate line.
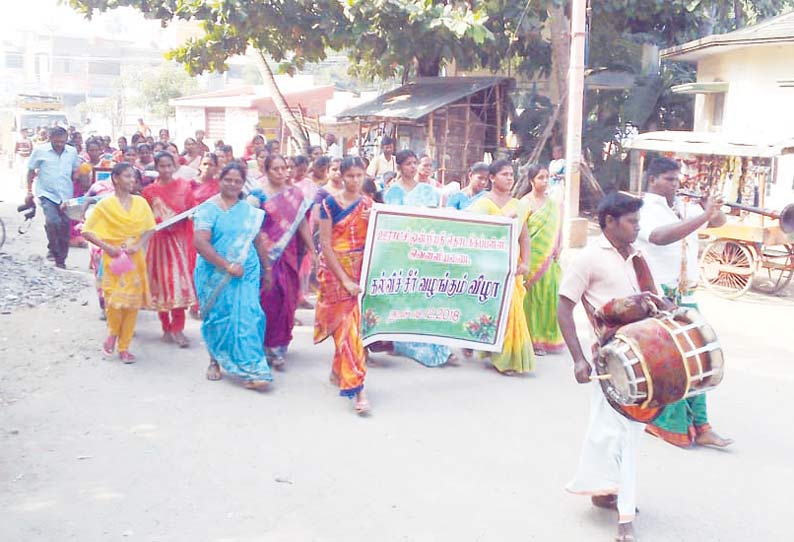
[82, 195, 156, 309]
[645, 288, 711, 446]
[194, 200, 271, 382]
[142, 178, 198, 311]
[192, 178, 220, 204]
[383, 181, 451, 367]
[251, 186, 312, 355]
[469, 197, 535, 373]
[525, 197, 565, 352]
[314, 196, 372, 397]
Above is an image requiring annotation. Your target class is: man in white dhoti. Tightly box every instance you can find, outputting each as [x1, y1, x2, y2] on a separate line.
[557, 192, 654, 542]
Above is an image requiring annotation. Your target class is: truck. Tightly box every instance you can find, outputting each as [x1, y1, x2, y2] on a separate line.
[0, 94, 69, 166]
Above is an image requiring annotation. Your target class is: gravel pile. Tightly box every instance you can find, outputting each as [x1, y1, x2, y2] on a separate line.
[0, 253, 91, 314]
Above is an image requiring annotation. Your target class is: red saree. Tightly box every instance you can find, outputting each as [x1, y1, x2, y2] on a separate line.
[314, 196, 372, 397]
[142, 178, 198, 311]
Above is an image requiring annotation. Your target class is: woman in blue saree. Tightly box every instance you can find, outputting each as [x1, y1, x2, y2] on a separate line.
[194, 163, 272, 390]
[383, 149, 455, 367]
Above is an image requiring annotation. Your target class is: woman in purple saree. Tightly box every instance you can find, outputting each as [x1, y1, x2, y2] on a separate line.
[248, 155, 313, 369]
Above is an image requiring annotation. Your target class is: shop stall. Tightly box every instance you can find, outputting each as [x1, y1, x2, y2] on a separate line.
[625, 131, 794, 298]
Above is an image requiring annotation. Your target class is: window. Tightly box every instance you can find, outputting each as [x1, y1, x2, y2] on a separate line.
[205, 108, 226, 141]
[88, 61, 121, 75]
[5, 52, 23, 69]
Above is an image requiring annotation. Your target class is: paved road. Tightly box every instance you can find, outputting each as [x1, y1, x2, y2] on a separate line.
[1, 186, 792, 542]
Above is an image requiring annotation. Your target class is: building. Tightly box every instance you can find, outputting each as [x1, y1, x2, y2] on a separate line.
[0, 30, 163, 109]
[170, 77, 335, 156]
[625, 11, 794, 208]
[662, 11, 794, 138]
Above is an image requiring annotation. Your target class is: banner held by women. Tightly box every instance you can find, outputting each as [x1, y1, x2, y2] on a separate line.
[359, 204, 518, 352]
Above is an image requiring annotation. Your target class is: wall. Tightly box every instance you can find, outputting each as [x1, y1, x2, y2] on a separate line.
[173, 106, 206, 144]
[224, 107, 259, 158]
[694, 44, 794, 140]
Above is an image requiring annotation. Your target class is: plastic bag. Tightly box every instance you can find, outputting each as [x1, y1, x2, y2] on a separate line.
[109, 251, 134, 275]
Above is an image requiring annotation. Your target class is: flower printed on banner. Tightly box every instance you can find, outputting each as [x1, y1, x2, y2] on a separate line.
[464, 314, 497, 343]
[362, 309, 380, 335]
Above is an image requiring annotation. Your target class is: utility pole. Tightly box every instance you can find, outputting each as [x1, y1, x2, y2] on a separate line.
[563, 0, 588, 248]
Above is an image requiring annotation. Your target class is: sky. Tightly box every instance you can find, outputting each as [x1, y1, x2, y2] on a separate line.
[1, 0, 160, 41]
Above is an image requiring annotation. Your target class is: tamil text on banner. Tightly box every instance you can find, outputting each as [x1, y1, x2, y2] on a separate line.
[359, 204, 518, 352]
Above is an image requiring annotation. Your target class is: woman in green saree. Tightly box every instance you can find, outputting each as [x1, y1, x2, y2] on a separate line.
[516, 164, 564, 356]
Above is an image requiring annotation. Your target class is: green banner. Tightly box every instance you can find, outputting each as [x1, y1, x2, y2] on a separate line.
[359, 204, 518, 352]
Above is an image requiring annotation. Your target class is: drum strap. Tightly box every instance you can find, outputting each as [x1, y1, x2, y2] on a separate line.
[582, 253, 659, 346]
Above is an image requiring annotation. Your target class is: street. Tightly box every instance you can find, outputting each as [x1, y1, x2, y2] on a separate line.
[1, 181, 792, 542]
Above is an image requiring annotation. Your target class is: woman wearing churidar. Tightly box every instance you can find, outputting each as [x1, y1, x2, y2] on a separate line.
[383, 149, 455, 367]
[516, 164, 565, 356]
[315, 157, 372, 414]
[468, 160, 534, 374]
[248, 155, 313, 369]
[142, 151, 198, 348]
[194, 163, 272, 391]
[82, 162, 156, 363]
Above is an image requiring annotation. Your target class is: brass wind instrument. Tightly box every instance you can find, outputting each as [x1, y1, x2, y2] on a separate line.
[677, 190, 794, 233]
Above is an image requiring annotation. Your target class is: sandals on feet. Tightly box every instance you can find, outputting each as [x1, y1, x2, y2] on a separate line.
[172, 332, 190, 348]
[355, 399, 371, 415]
[206, 362, 222, 381]
[271, 357, 286, 371]
[103, 336, 117, 355]
[119, 351, 136, 364]
[243, 380, 269, 391]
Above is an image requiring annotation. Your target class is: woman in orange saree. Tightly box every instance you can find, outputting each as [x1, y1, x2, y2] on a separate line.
[142, 151, 198, 347]
[314, 157, 371, 414]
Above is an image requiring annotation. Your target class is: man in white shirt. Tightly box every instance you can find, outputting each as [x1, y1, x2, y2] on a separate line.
[366, 136, 396, 179]
[324, 133, 343, 159]
[636, 157, 733, 449]
[558, 192, 655, 542]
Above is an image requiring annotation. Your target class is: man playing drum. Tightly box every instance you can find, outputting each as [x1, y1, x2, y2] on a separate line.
[636, 157, 733, 449]
[558, 192, 656, 542]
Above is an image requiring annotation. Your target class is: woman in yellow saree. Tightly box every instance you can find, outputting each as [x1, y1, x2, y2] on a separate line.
[83, 162, 156, 363]
[314, 157, 372, 414]
[468, 160, 535, 374]
[516, 164, 565, 355]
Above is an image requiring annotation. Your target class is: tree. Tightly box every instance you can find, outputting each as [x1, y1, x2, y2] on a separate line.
[133, 63, 199, 124]
[65, 1, 506, 149]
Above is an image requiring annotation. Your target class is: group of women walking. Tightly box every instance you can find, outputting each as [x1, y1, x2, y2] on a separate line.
[81, 143, 566, 415]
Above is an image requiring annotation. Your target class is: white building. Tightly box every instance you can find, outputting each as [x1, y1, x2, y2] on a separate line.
[662, 11, 794, 139]
[627, 12, 794, 208]
[170, 76, 335, 156]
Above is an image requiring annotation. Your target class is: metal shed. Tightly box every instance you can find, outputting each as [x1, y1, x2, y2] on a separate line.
[337, 76, 514, 184]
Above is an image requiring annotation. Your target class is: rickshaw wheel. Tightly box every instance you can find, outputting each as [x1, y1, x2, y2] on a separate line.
[753, 244, 794, 294]
[700, 240, 755, 298]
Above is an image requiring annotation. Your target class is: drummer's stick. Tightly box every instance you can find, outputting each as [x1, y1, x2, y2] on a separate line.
[590, 374, 612, 381]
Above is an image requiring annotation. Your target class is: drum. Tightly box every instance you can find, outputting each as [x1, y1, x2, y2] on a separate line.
[595, 309, 725, 422]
